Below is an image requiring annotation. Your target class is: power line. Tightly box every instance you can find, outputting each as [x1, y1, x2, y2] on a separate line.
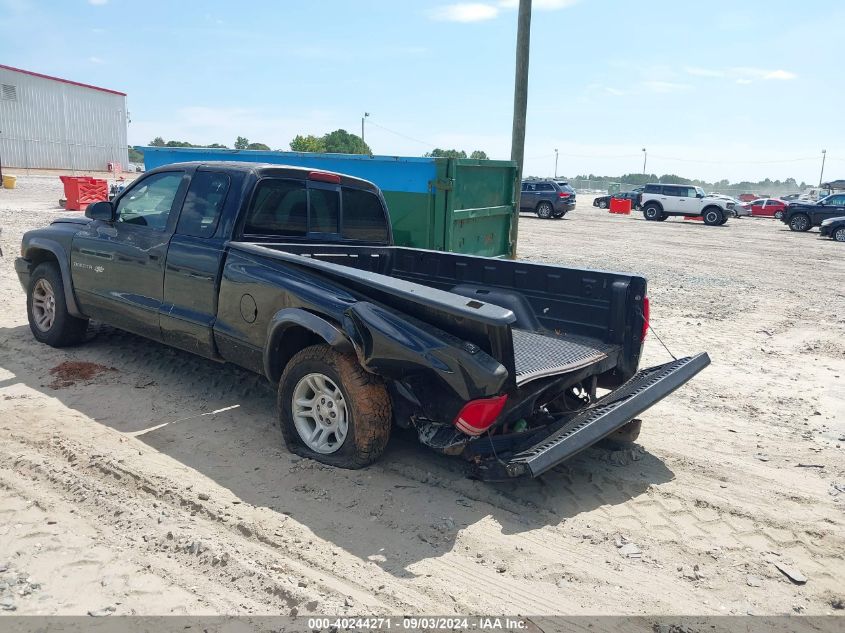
[365, 119, 434, 149]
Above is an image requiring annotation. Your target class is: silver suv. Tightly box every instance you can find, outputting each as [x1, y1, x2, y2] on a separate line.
[638, 184, 735, 226]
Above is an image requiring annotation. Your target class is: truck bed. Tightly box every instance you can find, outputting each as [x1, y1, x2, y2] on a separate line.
[229, 241, 645, 390]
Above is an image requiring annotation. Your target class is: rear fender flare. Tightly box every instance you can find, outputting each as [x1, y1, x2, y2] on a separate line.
[263, 309, 354, 383]
[24, 238, 85, 318]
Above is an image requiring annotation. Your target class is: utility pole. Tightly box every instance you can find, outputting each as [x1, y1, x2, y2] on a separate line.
[819, 149, 827, 187]
[361, 112, 369, 144]
[642, 147, 647, 175]
[554, 148, 558, 179]
[509, 0, 531, 258]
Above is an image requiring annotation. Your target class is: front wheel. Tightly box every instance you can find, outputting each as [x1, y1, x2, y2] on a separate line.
[26, 263, 89, 347]
[789, 214, 811, 232]
[703, 208, 724, 226]
[834, 227, 845, 242]
[536, 201, 554, 219]
[278, 344, 391, 469]
[774, 210, 783, 220]
[597, 199, 608, 209]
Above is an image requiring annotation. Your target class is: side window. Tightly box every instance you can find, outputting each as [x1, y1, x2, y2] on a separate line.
[243, 179, 307, 236]
[662, 186, 679, 197]
[309, 188, 340, 233]
[116, 172, 184, 230]
[538, 183, 555, 191]
[687, 187, 699, 198]
[521, 183, 530, 192]
[342, 188, 388, 242]
[644, 184, 660, 194]
[831, 195, 845, 205]
[176, 172, 230, 238]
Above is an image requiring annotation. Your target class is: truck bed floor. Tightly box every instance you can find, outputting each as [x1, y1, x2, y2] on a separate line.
[512, 329, 620, 386]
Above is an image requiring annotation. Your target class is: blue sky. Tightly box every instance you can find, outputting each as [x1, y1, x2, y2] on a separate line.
[1, 0, 842, 183]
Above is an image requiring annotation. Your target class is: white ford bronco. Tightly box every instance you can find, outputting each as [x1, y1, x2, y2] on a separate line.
[638, 184, 735, 226]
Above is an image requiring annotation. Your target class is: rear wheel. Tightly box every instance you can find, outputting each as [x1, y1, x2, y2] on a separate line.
[597, 199, 608, 209]
[774, 210, 783, 220]
[536, 201, 554, 219]
[278, 344, 391, 469]
[599, 419, 642, 450]
[26, 263, 88, 347]
[643, 204, 663, 221]
[703, 208, 724, 226]
[717, 215, 729, 225]
[789, 214, 811, 232]
[834, 227, 845, 242]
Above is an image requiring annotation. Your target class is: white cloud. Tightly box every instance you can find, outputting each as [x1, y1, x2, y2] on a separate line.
[642, 81, 692, 94]
[685, 66, 797, 83]
[88, 56, 104, 64]
[763, 69, 796, 80]
[499, 0, 579, 8]
[429, 3, 499, 22]
[88, 0, 108, 5]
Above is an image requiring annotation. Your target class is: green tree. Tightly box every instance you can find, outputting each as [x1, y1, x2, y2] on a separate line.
[234, 136, 250, 150]
[424, 148, 467, 159]
[207, 143, 229, 149]
[470, 150, 488, 160]
[246, 142, 271, 151]
[290, 134, 326, 152]
[322, 129, 371, 154]
[150, 136, 165, 147]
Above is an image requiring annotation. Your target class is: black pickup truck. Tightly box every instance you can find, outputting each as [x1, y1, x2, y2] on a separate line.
[16, 162, 709, 480]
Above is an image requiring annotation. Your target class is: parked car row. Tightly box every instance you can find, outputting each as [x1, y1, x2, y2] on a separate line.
[781, 193, 845, 240]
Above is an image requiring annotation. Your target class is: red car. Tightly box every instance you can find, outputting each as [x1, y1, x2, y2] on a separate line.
[738, 193, 758, 202]
[743, 198, 787, 219]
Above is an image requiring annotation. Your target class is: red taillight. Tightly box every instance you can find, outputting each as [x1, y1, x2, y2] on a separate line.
[641, 296, 650, 341]
[558, 192, 571, 198]
[308, 171, 341, 184]
[454, 395, 508, 436]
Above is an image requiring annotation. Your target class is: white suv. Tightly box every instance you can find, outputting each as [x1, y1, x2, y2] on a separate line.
[638, 184, 735, 226]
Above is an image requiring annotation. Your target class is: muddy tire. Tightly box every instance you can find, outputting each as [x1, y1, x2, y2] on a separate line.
[277, 344, 391, 469]
[26, 262, 88, 347]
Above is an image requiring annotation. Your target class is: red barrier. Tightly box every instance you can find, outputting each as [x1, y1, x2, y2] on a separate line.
[683, 215, 704, 221]
[609, 197, 632, 214]
[60, 176, 108, 211]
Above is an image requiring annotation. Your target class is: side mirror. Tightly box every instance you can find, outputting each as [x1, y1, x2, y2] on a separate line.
[697, 193, 705, 198]
[85, 201, 115, 221]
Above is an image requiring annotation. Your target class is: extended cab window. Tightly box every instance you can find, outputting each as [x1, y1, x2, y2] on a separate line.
[116, 171, 184, 230]
[176, 171, 230, 238]
[644, 184, 661, 194]
[309, 188, 340, 233]
[342, 187, 388, 242]
[244, 179, 307, 236]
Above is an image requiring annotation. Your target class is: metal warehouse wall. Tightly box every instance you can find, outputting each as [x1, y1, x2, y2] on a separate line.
[0, 67, 128, 171]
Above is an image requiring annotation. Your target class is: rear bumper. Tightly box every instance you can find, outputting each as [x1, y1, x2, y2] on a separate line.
[15, 257, 32, 292]
[471, 353, 711, 480]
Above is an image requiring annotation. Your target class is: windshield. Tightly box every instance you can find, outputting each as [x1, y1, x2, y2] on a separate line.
[696, 187, 706, 197]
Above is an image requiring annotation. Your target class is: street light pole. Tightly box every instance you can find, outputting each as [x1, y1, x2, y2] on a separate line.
[819, 149, 827, 187]
[642, 147, 647, 175]
[554, 148, 558, 178]
[361, 112, 369, 144]
[509, 0, 532, 259]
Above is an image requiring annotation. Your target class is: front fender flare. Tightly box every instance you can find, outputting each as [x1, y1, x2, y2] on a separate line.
[24, 237, 85, 318]
[263, 308, 354, 382]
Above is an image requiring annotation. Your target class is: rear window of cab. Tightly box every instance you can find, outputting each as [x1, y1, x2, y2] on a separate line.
[242, 179, 388, 242]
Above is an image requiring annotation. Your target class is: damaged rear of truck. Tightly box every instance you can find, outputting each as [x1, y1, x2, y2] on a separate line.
[223, 239, 709, 481]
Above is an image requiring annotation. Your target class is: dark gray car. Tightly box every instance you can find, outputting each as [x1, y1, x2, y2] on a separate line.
[520, 179, 576, 219]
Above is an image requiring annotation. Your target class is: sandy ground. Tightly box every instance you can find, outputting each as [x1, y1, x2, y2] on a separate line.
[0, 176, 842, 617]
